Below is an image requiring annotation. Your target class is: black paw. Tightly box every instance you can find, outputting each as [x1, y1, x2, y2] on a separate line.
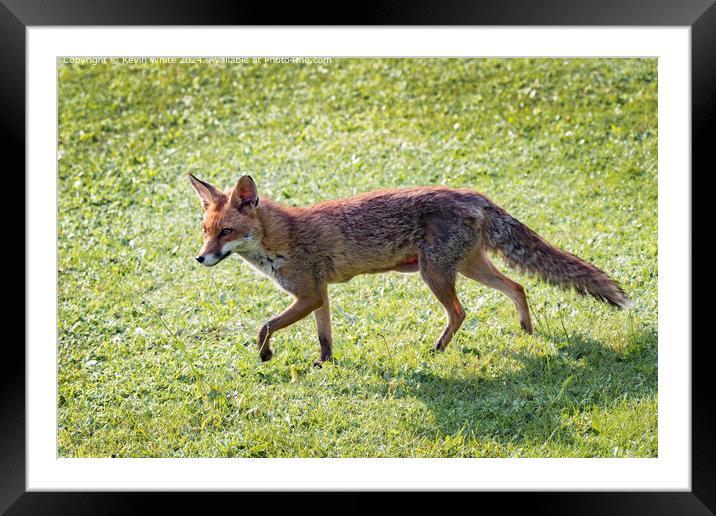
[313, 354, 332, 368]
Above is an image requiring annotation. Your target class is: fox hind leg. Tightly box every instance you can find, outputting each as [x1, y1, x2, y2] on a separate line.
[419, 257, 466, 352]
[459, 248, 532, 334]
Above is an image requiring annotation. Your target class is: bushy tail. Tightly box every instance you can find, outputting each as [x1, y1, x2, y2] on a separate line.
[483, 203, 630, 309]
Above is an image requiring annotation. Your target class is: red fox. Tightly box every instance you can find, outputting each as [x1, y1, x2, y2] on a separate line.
[189, 174, 629, 366]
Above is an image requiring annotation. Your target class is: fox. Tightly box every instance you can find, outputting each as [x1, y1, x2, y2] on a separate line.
[189, 174, 629, 367]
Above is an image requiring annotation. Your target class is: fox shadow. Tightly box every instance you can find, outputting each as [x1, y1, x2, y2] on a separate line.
[368, 326, 658, 450]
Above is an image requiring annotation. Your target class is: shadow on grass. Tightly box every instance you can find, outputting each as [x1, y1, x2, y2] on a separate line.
[373, 327, 658, 450]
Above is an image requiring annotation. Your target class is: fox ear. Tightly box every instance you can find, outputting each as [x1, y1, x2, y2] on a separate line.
[188, 174, 222, 210]
[231, 175, 259, 211]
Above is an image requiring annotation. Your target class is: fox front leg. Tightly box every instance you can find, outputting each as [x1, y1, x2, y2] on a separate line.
[312, 286, 332, 367]
[257, 295, 323, 362]
[257, 323, 274, 362]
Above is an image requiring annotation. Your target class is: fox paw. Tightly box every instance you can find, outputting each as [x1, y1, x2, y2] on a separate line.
[313, 354, 332, 368]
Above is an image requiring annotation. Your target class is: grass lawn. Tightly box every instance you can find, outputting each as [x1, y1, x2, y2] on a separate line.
[57, 57, 657, 458]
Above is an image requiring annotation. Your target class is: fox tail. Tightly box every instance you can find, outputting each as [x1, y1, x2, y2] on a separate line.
[483, 202, 631, 309]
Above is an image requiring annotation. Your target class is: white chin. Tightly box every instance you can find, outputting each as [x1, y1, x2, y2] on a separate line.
[202, 255, 224, 266]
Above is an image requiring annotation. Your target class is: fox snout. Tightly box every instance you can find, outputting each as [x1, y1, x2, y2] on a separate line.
[196, 238, 246, 266]
[196, 241, 230, 266]
[195, 252, 230, 267]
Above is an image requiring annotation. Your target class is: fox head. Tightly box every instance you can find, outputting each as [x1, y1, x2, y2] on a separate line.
[188, 174, 263, 266]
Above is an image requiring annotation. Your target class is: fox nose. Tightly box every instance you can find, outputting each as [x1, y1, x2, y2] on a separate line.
[195, 256, 205, 263]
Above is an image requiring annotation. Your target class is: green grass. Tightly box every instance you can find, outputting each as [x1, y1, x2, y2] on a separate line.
[57, 58, 657, 458]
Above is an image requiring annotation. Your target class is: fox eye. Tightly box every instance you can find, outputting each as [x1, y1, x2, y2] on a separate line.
[220, 228, 233, 237]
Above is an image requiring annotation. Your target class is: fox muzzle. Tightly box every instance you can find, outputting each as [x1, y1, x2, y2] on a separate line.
[195, 252, 230, 267]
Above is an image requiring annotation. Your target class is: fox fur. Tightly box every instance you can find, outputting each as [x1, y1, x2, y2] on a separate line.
[189, 174, 629, 366]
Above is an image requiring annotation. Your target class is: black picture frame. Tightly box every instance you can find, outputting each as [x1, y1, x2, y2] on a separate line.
[3, 0, 712, 514]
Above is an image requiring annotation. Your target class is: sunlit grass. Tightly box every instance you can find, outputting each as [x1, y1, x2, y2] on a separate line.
[57, 58, 657, 457]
